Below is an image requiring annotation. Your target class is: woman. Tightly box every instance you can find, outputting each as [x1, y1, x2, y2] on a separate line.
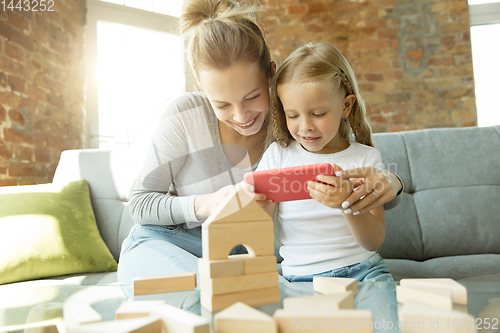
[117, 0, 402, 300]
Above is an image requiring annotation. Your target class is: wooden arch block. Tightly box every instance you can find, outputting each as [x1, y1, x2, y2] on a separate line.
[202, 221, 274, 260]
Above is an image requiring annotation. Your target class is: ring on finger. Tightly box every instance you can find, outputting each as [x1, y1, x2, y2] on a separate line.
[371, 191, 379, 200]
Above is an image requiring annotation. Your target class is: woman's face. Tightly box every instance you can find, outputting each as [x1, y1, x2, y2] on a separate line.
[199, 62, 270, 137]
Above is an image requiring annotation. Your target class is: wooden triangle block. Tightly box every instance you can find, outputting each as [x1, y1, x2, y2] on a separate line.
[398, 301, 476, 332]
[283, 291, 354, 311]
[313, 277, 357, 295]
[150, 304, 209, 333]
[396, 285, 453, 310]
[214, 302, 277, 333]
[204, 186, 271, 224]
[400, 278, 467, 305]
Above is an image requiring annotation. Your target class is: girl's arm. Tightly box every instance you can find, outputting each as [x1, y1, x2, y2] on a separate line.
[342, 205, 385, 251]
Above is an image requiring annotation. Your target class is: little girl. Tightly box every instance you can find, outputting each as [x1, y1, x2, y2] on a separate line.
[254, 42, 393, 282]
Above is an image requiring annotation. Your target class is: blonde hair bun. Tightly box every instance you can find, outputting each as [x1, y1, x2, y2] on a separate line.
[180, 0, 271, 84]
[180, 0, 256, 36]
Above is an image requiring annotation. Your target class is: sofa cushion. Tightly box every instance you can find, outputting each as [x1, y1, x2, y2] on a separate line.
[0, 179, 118, 285]
[374, 126, 500, 262]
[52, 149, 139, 261]
[386, 254, 500, 281]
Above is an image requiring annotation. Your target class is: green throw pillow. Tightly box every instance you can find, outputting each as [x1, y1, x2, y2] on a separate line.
[0, 179, 118, 285]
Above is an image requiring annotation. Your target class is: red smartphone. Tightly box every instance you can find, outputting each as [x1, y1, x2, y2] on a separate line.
[244, 163, 335, 202]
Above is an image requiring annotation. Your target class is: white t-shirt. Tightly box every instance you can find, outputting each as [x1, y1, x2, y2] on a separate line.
[257, 140, 383, 276]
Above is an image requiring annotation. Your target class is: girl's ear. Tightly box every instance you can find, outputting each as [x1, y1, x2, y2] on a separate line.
[342, 94, 357, 118]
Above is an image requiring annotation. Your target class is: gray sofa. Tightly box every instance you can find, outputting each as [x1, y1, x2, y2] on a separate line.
[2, 125, 500, 329]
[374, 125, 500, 281]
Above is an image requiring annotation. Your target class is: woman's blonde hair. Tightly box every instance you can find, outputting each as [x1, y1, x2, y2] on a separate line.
[271, 42, 374, 148]
[180, 0, 273, 81]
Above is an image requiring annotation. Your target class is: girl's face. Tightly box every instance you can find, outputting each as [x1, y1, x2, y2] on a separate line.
[278, 81, 354, 154]
[199, 62, 270, 137]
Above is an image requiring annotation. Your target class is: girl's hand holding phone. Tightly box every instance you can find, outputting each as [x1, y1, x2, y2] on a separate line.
[238, 180, 274, 209]
[307, 164, 353, 209]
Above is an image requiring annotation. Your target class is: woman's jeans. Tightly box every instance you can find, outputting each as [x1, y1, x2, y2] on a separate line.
[117, 224, 247, 302]
[283, 252, 393, 283]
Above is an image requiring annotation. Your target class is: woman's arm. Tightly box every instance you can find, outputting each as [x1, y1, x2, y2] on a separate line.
[130, 94, 233, 226]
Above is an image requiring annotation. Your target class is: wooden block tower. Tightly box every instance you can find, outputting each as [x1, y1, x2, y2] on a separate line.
[199, 186, 280, 312]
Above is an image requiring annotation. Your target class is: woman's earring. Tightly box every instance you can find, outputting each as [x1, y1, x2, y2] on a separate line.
[344, 117, 347, 122]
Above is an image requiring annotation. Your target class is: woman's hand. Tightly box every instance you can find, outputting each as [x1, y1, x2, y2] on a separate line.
[307, 164, 353, 209]
[194, 184, 239, 220]
[336, 167, 402, 215]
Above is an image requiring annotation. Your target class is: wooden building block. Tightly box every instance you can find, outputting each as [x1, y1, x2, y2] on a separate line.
[133, 272, 196, 296]
[273, 309, 373, 333]
[200, 286, 281, 312]
[204, 186, 271, 224]
[214, 302, 277, 333]
[198, 255, 277, 279]
[396, 285, 453, 310]
[398, 301, 476, 333]
[313, 277, 357, 295]
[400, 278, 468, 305]
[229, 254, 277, 274]
[200, 271, 279, 295]
[115, 300, 166, 320]
[283, 291, 354, 311]
[64, 304, 102, 327]
[150, 303, 209, 333]
[65, 316, 162, 333]
[202, 221, 274, 260]
[198, 257, 245, 278]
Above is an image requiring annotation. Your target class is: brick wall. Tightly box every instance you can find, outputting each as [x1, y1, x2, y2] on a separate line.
[258, 0, 476, 133]
[0, 0, 477, 184]
[0, 1, 86, 186]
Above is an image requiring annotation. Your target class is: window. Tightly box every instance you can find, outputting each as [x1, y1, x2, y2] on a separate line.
[468, 1, 500, 127]
[85, 0, 194, 155]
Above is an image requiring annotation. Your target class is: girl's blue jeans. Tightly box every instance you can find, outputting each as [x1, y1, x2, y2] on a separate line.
[283, 252, 394, 283]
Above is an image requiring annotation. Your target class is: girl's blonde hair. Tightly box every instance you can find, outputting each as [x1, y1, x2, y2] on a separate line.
[271, 42, 374, 148]
[180, 0, 273, 81]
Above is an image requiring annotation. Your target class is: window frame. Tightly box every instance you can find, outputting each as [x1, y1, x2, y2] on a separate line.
[469, 2, 500, 26]
[468, 1, 500, 127]
[85, 0, 194, 148]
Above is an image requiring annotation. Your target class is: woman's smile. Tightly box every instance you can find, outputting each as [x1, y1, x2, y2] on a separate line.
[232, 113, 260, 129]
